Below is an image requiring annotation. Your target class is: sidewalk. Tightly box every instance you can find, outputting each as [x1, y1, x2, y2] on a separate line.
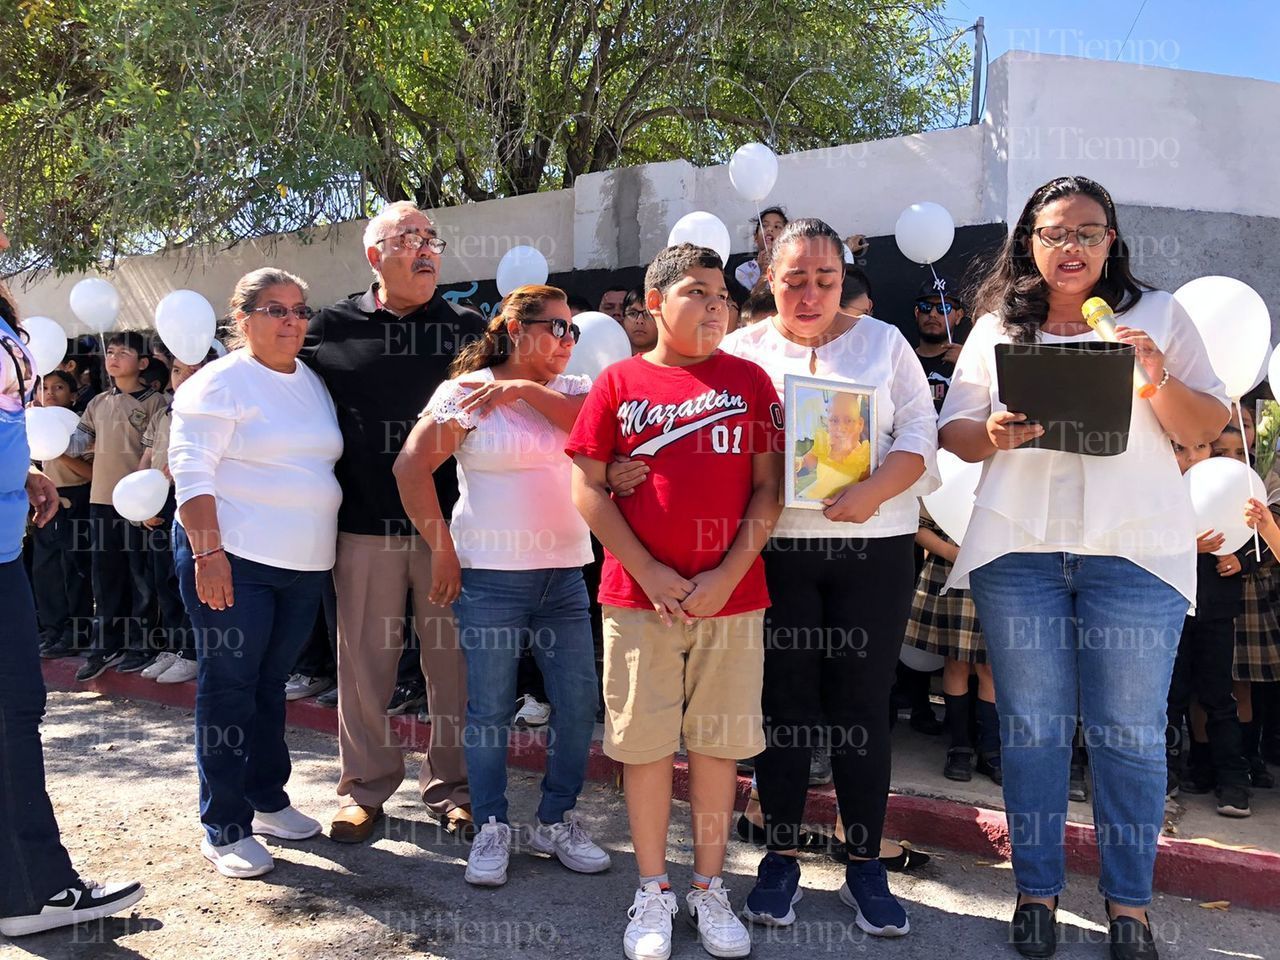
[43, 658, 1280, 913]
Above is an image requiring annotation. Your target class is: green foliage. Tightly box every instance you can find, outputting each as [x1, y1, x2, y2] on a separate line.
[1, 0, 971, 272]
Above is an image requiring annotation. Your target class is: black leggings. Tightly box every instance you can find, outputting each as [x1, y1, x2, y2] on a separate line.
[755, 535, 915, 858]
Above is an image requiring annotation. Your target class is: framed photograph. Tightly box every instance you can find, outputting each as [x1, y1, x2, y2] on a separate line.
[783, 374, 878, 510]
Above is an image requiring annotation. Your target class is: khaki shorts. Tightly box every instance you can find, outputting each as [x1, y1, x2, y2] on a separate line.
[601, 605, 765, 765]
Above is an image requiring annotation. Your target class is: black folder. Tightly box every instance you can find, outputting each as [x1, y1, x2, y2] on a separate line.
[994, 341, 1135, 456]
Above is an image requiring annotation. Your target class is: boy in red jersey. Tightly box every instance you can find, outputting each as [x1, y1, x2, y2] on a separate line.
[568, 244, 783, 960]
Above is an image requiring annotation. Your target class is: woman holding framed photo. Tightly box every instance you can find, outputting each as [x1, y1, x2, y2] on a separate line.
[718, 218, 938, 937]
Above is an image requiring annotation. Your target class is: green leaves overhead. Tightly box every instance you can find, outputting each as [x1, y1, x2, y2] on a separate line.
[1, 0, 969, 272]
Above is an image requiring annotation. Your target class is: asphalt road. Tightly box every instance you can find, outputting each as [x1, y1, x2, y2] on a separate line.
[5, 691, 1277, 960]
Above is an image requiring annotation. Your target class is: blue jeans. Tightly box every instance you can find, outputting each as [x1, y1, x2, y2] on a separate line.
[454, 567, 599, 825]
[174, 525, 326, 847]
[0, 558, 78, 917]
[969, 552, 1186, 906]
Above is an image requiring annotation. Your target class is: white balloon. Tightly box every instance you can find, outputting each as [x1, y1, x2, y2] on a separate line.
[45, 405, 81, 436]
[668, 212, 732, 268]
[26, 407, 74, 461]
[899, 642, 944, 673]
[728, 143, 779, 203]
[112, 469, 170, 523]
[154, 289, 217, 364]
[211, 339, 228, 358]
[1184, 456, 1267, 555]
[921, 449, 983, 544]
[894, 202, 955, 265]
[563, 311, 632, 380]
[1174, 276, 1270, 399]
[22, 316, 68, 376]
[69, 277, 120, 335]
[495, 246, 550, 297]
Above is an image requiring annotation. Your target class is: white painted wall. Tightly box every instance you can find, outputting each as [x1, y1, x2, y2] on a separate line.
[14, 52, 1280, 335]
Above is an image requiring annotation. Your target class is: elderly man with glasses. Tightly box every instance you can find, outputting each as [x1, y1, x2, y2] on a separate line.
[302, 201, 483, 844]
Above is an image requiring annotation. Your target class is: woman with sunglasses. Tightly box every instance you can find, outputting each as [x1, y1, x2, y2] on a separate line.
[394, 284, 609, 888]
[939, 177, 1228, 960]
[169, 267, 343, 878]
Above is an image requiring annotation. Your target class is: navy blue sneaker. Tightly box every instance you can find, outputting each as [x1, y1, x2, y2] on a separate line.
[839, 858, 909, 937]
[742, 851, 803, 926]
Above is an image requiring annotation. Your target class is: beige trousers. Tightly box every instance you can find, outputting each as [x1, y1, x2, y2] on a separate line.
[333, 533, 468, 814]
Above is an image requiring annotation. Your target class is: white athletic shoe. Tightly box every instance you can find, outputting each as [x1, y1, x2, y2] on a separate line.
[624, 882, 679, 960]
[201, 836, 274, 878]
[528, 813, 612, 873]
[139, 651, 178, 680]
[285, 674, 334, 701]
[252, 805, 322, 840]
[513, 693, 551, 728]
[465, 817, 512, 886]
[0, 878, 145, 937]
[156, 656, 198, 684]
[686, 879, 752, 958]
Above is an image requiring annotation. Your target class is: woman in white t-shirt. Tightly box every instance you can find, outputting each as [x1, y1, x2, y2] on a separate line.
[169, 268, 343, 881]
[394, 284, 609, 888]
[938, 177, 1229, 960]
[719, 218, 938, 938]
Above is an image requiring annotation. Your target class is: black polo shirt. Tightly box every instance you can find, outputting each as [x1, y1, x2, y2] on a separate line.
[301, 284, 484, 537]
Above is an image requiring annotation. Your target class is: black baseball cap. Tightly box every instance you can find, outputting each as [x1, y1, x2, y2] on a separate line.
[916, 276, 964, 306]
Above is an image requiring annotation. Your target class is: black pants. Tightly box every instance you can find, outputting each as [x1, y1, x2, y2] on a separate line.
[88, 503, 153, 655]
[0, 558, 78, 917]
[1167, 616, 1249, 789]
[141, 495, 193, 656]
[756, 534, 915, 858]
[30, 484, 92, 646]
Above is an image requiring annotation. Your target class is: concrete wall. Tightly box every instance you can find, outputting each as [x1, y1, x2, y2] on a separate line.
[14, 52, 1280, 338]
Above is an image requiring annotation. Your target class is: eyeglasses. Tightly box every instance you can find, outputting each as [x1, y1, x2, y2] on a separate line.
[250, 304, 315, 320]
[523, 318, 581, 343]
[914, 299, 956, 316]
[376, 232, 447, 255]
[623, 308, 648, 322]
[1031, 224, 1110, 248]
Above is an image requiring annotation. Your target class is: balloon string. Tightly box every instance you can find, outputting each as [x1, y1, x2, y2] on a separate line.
[927, 261, 953, 344]
[1240, 400, 1263, 561]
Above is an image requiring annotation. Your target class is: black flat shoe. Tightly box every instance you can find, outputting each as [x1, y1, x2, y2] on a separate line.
[880, 844, 931, 872]
[1010, 897, 1057, 958]
[734, 815, 833, 852]
[944, 747, 974, 781]
[1105, 901, 1159, 959]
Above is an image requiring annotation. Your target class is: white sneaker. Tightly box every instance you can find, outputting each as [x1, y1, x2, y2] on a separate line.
[528, 813, 611, 873]
[686, 879, 752, 958]
[252, 805, 322, 840]
[156, 656, 198, 684]
[464, 817, 511, 886]
[285, 674, 334, 701]
[624, 883, 679, 960]
[140, 651, 178, 680]
[513, 693, 551, 728]
[201, 836, 274, 878]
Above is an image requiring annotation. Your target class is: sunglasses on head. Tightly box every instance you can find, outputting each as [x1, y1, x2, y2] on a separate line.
[250, 304, 315, 320]
[914, 299, 955, 315]
[522, 318, 581, 343]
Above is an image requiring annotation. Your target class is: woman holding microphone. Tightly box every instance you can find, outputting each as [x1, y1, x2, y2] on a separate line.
[939, 176, 1228, 960]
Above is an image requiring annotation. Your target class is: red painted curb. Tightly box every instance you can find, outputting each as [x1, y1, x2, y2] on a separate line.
[44, 659, 1280, 912]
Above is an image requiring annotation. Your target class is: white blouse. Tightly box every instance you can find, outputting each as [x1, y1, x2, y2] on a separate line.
[721, 315, 940, 539]
[170, 349, 344, 571]
[424, 369, 594, 570]
[938, 290, 1229, 607]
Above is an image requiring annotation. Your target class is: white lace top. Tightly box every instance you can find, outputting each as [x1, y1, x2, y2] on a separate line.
[424, 368, 594, 570]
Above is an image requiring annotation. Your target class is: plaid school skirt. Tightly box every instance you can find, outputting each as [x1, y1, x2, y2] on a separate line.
[1235, 564, 1280, 683]
[902, 549, 986, 665]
